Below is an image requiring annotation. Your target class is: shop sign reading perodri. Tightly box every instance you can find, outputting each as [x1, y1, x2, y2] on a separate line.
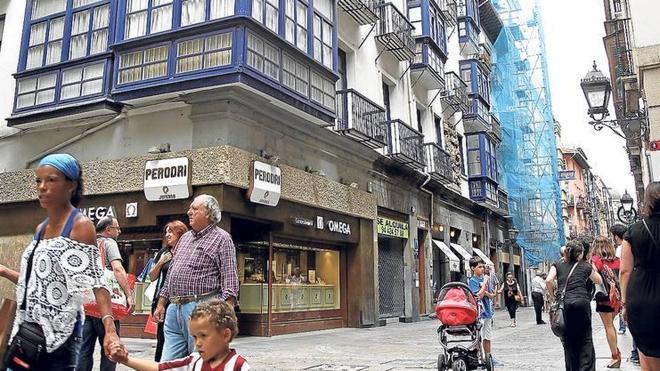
[377, 217, 409, 239]
[143, 157, 191, 201]
[248, 160, 281, 207]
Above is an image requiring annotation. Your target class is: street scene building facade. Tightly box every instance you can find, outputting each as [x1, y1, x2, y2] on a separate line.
[0, 0, 529, 337]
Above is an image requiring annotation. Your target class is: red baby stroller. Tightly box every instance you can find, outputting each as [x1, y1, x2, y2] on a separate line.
[434, 282, 493, 371]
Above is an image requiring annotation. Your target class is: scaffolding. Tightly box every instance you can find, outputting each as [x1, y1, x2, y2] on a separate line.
[491, 0, 564, 265]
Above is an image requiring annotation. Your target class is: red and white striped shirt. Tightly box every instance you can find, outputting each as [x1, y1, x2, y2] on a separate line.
[159, 350, 249, 371]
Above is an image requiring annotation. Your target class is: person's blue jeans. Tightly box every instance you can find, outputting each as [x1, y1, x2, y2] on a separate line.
[618, 313, 626, 332]
[161, 301, 198, 361]
[75, 317, 121, 371]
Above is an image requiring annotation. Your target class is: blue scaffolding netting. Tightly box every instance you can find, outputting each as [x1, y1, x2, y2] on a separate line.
[491, 0, 565, 265]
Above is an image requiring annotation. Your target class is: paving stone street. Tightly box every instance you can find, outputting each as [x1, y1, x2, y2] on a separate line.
[115, 305, 640, 370]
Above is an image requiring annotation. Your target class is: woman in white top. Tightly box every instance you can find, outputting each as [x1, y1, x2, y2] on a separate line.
[0, 153, 124, 370]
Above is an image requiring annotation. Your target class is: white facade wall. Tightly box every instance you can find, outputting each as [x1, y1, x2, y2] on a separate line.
[0, 0, 25, 137]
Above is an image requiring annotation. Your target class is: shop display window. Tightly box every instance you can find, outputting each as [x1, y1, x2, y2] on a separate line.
[238, 242, 340, 314]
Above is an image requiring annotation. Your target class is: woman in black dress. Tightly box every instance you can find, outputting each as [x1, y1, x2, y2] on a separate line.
[498, 272, 523, 327]
[546, 241, 602, 371]
[621, 182, 660, 370]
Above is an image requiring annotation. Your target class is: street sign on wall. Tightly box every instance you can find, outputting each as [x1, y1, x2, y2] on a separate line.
[558, 170, 576, 181]
[144, 157, 191, 201]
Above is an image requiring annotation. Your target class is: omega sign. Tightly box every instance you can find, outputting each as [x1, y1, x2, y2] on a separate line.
[326, 220, 351, 235]
[143, 157, 191, 201]
[248, 161, 281, 207]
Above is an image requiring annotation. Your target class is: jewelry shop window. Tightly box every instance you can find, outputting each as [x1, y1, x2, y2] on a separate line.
[238, 242, 341, 314]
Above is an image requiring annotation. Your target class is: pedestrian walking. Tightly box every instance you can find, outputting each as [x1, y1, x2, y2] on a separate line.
[153, 194, 239, 361]
[498, 272, 523, 327]
[77, 216, 135, 371]
[531, 272, 547, 324]
[590, 236, 622, 368]
[148, 220, 188, 361]
[609, 225, 629, 335]
[115, 299, 250, 370]
[0, 153, 124, 370]
[620, 182, 660, 370]
[467, 257, 495, 361]
[546, 240, 602, 371]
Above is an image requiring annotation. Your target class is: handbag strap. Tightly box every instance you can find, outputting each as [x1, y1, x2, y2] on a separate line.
[560, 263, 579, 297]
[642, 219, 660, 249]
[20, 209, 80, 311]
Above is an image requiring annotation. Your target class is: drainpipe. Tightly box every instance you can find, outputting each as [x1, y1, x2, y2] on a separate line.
[419, 172, 433, 311]
[25, 111, 126, 169]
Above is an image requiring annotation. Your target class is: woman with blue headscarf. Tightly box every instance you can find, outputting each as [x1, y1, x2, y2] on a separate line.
[0, 153, 124, 370]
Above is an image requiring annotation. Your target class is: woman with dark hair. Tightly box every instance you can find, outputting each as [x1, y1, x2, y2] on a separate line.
[546, 240, 602, 371]
[148, 220, 188, 361]
[0, 153, 123, 370]
[591, 236, 621, 368]
[498, 272, 523, 327]
[621, 182, 660, 370]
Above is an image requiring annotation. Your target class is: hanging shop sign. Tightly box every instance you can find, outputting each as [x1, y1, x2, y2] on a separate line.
[418, 218, 429, 230]
[80, 206, 116, 222]
[558, 170, 576, 181]
[125, 203, 138, 218]
[377, 217, 409, 239]
[144, 157, 191, 201]
[248, 161, 281, 207]
[326, 220, 351, 235]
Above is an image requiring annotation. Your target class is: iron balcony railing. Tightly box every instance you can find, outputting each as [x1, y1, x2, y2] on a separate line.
[335, 89, 388, 149]
[375, 3, 416, 61]
[338, 0, 379, 25]
[441, 0, 457, 28]
[386, 119, 425, 169]
[440, 71, 469, 113]
[424, 143, 453, 183]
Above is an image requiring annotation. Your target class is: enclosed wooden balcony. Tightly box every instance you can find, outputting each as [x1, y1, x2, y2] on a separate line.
[440, 71, 469, 113]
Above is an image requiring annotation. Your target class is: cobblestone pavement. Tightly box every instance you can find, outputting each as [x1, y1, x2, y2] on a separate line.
[112, 305, 640, 370]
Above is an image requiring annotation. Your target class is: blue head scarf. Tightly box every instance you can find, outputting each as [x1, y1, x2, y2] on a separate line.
[38, 153, 81, 181]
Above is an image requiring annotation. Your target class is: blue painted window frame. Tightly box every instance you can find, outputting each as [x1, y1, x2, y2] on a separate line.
[174, 30, 234, 76]
[312, 6, 333, 69]
[283, 0, 308, 53]
[460, 59, 489, 103]
[457, 0, 478, 24]
[115, 42, 171, 86]
[408, 0, 446, 57]
[251, 0, 279, 33]
[59, 59, 108, 101]
[466, 133, 498, 180]
[69, 2, 112, 60]
[14, 57, 110, 111]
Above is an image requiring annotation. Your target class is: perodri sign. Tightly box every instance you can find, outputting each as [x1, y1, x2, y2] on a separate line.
[248, 161, 281, 207]
[144, 157, 191, 201]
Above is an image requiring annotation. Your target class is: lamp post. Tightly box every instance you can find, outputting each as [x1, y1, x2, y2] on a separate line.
[580, 61, 647, 139]
[507, 227, 519, 272]
[617, 190, 638, 225]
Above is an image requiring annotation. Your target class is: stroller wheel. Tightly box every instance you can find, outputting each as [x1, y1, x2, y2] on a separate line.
[437, 354, 446, 370]
[451, 358, 467, 371]
[485, 354, 494, 371]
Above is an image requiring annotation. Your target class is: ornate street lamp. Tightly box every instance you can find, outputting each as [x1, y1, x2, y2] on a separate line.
[580, 61, 646, 139]
[617, 190, 638, 225]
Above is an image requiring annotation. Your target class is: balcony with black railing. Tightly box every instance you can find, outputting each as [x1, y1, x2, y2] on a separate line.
[375, 3, 416, 61]
[338, 0, 379, 25]
[411, 42, 445, 91]
[441, 0, 457, 28]
[440, 71, 469, 113]
[335, 89, 388, 149]
[497, 189, 509, 214]
[386, 119, 425, 169]
[424, 143, 453, 183]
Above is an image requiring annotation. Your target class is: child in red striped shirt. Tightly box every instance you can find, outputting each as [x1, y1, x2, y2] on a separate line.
[115, 299, 249, 371]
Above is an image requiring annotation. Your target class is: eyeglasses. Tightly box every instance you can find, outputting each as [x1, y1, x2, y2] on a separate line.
[109, 226, 121, 231]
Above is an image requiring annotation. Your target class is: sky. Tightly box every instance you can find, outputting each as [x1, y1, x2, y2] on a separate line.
[539, 0, 637, 198]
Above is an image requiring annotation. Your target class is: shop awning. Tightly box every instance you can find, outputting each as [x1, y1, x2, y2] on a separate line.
[450, 243, 473, 261]
[433, 240, 460, 272]
[473, 248, 495, 266]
